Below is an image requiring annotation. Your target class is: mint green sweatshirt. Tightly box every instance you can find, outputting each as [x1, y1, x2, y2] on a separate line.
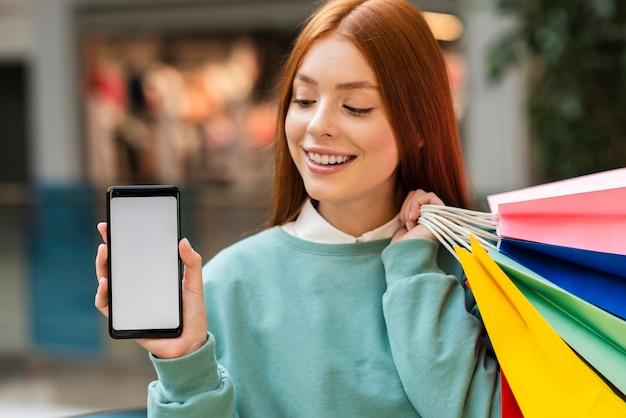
[148, 227, 500, 417]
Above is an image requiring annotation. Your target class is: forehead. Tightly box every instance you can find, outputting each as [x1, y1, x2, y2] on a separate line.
[296, 33, 378, 84]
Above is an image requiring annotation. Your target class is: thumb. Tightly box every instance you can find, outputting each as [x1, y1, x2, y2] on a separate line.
[179, 238, 203, 293]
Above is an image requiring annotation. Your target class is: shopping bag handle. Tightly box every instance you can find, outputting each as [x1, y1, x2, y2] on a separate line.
[418, 204, 499, 260]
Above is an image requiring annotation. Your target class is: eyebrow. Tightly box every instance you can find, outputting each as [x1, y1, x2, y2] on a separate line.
[295, 73, 379, 90]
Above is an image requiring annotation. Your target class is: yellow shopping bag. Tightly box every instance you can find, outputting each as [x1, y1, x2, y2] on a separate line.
[455, 237, 626, 417]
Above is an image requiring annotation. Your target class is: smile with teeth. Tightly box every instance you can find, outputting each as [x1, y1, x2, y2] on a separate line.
[307, 151, 354, 166]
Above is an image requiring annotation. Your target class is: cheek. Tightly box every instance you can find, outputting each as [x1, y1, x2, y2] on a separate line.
[370, 128, 399, 169]
[285, 108, 304, 142]
[284, 111, 303, 160]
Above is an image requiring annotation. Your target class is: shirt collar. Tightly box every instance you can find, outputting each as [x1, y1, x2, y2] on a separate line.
[281, 199, 401, 244]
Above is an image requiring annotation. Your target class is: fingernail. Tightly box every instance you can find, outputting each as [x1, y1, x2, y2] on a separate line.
[405, 221, 412, 231]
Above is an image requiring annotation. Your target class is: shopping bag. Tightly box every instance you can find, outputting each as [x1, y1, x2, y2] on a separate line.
[417, 168, 626, 260]
[455, 237, 626, 417]
[489, 248, 626, 395]
[501, 370, 524, 418]
[487, 167, 626, 209]
[499, 237, 626, 278]
[487, 167, 626, 255]
[416, 168, 626, 317]
[498, 238, 626, 320]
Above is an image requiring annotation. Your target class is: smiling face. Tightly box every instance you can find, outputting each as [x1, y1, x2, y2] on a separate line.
[285, 32, 400, 232]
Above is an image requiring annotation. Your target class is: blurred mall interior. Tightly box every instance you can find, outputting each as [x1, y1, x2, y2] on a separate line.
[0, 0, 529, 416]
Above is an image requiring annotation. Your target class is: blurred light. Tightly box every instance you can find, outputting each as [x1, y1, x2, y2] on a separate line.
[423, 11, 464, 42]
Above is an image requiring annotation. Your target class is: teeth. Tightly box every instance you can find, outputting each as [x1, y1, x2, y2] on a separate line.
[308, 152, 351, 165]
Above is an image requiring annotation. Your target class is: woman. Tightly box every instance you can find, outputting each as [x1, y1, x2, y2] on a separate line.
[95, 0, 500, 416]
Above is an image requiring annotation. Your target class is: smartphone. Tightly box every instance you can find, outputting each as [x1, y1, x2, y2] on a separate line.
[106, 185, 183, 339]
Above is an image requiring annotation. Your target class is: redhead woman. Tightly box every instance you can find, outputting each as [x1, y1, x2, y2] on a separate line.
[95, 0, 500, 416]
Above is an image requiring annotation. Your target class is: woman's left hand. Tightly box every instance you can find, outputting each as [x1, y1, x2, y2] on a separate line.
[391, 189, 444, 243]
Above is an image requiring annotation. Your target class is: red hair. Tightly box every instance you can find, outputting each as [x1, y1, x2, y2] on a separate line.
[270, 0, 470, 226]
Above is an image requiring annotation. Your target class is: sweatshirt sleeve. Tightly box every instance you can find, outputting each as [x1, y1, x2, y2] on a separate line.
[147, 333, 238, 418]
[381, 238, 500, 418]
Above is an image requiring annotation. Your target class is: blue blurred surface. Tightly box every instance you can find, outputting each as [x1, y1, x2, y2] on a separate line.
[27, 184, 102, 355]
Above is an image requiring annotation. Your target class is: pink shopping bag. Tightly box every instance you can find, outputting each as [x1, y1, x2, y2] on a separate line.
[487, 168, 626, 255]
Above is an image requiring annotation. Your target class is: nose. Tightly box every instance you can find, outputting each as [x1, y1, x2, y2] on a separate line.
[307, 101, 335, 139]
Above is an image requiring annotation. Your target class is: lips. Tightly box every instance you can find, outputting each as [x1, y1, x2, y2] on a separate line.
[307, 151, 355, 166]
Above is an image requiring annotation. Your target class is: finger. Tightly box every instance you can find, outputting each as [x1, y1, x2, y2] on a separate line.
[411, 192, 444, 228]
[94, 276, 109, 317]
[176, 238, 209, 356]
[400, 190, 426, 230]
[179, 238, 204, 295]
[97, 222, 108, 244]
[398, 190, 416, 226]
[410, 191, 440, 213]
[401, 190, 444, 230]
[95, 243, 108, 282]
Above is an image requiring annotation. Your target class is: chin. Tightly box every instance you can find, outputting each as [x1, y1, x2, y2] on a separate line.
[304, 187, 342, 205]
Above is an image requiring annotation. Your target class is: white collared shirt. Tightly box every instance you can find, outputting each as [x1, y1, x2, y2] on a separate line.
[281, 199, 401, 244]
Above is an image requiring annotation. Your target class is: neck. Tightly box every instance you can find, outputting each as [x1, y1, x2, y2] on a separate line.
[317, 198, 398, 238]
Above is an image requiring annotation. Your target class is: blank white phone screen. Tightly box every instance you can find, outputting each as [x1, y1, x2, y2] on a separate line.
[110, 195, 180, 331]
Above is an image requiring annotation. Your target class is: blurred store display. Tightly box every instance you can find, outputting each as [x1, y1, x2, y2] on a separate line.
[82, 33, 284, 192]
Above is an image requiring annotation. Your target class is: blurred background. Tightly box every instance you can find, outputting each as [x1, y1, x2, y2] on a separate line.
[0, 0, 624, 416]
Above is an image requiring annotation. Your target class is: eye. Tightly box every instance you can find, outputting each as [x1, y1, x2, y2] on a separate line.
[293, 98, 315, 108]
[344, 104, 374, 116]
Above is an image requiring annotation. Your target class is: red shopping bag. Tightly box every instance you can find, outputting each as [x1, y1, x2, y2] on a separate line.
[501, 370, 524, 418]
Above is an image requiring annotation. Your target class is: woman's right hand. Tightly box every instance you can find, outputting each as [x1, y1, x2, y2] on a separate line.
[95, 222, 209, 359]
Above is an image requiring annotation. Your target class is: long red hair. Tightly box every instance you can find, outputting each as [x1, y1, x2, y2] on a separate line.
[269, 0, 470, 226]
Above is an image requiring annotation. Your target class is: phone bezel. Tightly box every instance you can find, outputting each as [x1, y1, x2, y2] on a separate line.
[106, 185, 183, 339]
